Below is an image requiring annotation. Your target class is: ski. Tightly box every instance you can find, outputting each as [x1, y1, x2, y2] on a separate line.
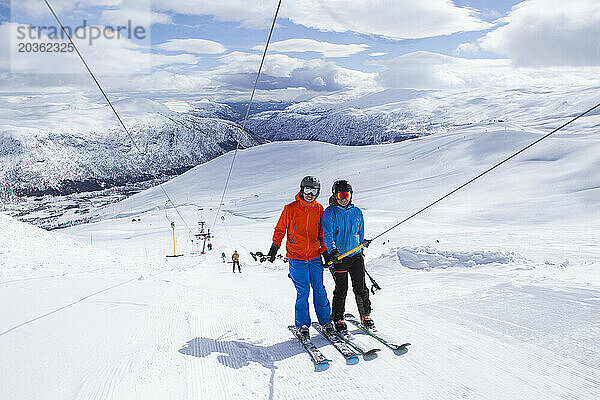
[288, 326, 331, 365]
[334, 328, 380, 355]
[344, 313, 411, 350]
[311, 322, 359, 360]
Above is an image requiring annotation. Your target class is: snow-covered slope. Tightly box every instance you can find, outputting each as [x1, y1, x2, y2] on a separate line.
[245, 85, 600, 145]
[1, 122, 599, 399]
[0, 213, 155, 282]
[89, 120, 600, 234]
[0, 95, 265, 197]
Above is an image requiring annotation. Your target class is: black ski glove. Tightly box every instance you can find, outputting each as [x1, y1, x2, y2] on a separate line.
[267, 244, 279, 263]
[329, 249, 342, 265]
[362, 239, 372, 248]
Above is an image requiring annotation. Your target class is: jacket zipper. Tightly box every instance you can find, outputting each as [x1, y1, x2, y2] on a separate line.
[305, 208, 310, 258]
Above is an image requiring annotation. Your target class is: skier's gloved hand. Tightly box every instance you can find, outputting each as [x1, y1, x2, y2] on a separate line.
[329, 249, 342, 264]
[267, 244, 279, 262]
[321, 251, 332, 267]
[362, 239, 372, 248]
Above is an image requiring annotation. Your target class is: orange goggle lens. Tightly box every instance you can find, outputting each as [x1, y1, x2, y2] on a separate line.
[336, 191, 351, 200]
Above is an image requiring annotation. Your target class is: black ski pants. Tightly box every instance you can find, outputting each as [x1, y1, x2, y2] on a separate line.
[330, 253, 371, 322]
[232, 261, 241, 272]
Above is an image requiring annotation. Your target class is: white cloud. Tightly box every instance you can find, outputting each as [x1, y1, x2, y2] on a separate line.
[27, 0, 491, 41]
[156, 38, 226, 54]
[152, 0, 276, 29]
[1, 19, 376, 95]
[100, 9, 173, 27]
[284, 0, 491, 40]
[376, 51, 600, 90]
[152, 0, 491, 39]
[217, 51, 305, 77]
[119, 70, 212, 91]
[14, 1, 168, 26]
[377, 52, 472, 89]
[0, 22, 197, 76]
[368, 52, 387, 57]
[257, 39, 368, 58]
[151, 53, 198, 67]
[150, 12, 173, 25]
[479, 0, 600, 66]
[213, 51, 377, 91]
[455, 42, 479, 56]
[14, 0, 118, 19]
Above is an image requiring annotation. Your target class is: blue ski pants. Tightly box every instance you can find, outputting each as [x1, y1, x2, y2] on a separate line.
[288, 257, 332, 328]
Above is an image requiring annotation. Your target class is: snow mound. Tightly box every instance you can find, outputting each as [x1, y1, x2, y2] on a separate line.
[394, 246, 524, 270]
[0, 213, 140, 281]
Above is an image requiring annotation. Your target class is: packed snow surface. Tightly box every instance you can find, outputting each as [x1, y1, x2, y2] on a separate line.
[1, 122, 599, 399]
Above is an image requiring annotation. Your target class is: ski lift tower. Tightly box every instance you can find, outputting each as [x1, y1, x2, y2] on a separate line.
[195, 221, 211, 254]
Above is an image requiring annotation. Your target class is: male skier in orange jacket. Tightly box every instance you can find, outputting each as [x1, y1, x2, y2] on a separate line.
[267, 176, 334, 338]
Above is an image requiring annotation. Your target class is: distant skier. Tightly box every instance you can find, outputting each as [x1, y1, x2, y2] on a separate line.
[221, 252, 226, 263]
[266, 176, 334, 339]
[232, 250, 241, 273]
[207, 242, 212, 251]
[322, 180, 373, 332]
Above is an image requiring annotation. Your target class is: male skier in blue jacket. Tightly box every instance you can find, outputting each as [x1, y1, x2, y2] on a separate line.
[322, 180, 373, 332]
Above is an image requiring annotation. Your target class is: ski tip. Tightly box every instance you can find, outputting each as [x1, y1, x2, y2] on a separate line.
[393, 343, 411, 350]
[346, 356, 360, 365]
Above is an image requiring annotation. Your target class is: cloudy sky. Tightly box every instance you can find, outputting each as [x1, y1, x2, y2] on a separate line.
[0, 0, 599, 101]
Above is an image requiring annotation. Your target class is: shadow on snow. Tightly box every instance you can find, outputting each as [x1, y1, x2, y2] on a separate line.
[178, 336, 330, 372]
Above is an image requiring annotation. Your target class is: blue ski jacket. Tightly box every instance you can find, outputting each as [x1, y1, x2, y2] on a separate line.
[322, 196, 364, 257]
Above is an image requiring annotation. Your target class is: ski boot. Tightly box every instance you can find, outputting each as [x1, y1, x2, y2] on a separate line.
[299, 325, 310, 340]
[322, 322, 336, 335]
[334, 320, 347, 333]
[361, 314, 375, 329]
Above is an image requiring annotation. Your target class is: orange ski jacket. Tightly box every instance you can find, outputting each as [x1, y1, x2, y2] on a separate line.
[272, 193, 324, 261]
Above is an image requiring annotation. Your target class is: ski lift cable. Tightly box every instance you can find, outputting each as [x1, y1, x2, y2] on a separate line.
[333, 100, 600, 262]
[43, 0, 142, 155]
[43, 0, 193, 235]
[210, 0, 283, 231]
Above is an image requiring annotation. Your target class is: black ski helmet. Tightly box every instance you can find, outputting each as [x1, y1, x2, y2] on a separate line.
[332, 180, 353, 195]
[300, 176, 320, 195]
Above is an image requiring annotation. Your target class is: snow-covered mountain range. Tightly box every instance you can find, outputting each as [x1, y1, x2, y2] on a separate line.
[3, 84, 599, 202]
[245, 85, 600, 144]
[2, 84, 599, 230]
[0, 96, 265, 199]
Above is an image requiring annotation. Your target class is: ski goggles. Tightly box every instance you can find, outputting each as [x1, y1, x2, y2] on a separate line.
[336, 191, 351, 200]
[303, 187, 319, 196]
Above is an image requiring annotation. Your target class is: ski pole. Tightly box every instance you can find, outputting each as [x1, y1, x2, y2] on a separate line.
[365, 270, 381, 295]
